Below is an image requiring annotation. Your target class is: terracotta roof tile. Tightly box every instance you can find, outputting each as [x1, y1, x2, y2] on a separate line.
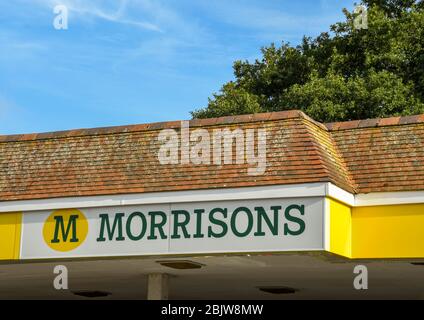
[326, 114, 424, 131]
[336, 120, 361, 131]
[329, 115, 424, 194]
[378, 117, 401, 127]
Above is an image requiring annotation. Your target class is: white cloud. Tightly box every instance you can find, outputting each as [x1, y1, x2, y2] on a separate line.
[30, 0, 162, 32]
[191, 0, 352, 40]
[0, 31, 47, 64]
[1, 0, 218, 74]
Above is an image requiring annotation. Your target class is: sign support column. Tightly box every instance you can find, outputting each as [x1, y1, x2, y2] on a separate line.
[147, 273, 169, 300]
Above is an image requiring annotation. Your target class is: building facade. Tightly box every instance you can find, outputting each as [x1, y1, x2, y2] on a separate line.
[1, 111, 423, 299]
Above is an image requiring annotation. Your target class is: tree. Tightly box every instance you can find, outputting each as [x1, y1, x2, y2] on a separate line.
[191, 0, 424, 122]
[362, 0, 420, 17]
[193, 82, 263, 119]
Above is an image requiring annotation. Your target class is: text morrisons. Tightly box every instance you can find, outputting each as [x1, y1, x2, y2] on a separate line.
[95, 205, 306, 242]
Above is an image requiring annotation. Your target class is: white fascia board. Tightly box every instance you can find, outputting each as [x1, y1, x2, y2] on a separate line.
[327, 185, 424, 207]
[3, 182, 424, 213]
[325, 183, 355, 207]
[0, 182, 328, 213]
[355, 191, 424, 207]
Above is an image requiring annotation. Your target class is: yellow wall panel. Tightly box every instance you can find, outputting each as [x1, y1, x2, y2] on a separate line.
[0, 212, 22, 260]
[352, 204, 424, 259]
[328, 198, 352, 258]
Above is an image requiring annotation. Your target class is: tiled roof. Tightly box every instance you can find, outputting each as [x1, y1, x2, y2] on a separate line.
[1, 111, 424, 202]
[328, 117, 424, 193]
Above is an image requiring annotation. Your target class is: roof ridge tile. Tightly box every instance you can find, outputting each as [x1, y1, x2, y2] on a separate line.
[301, 118, 357, 193]
[0, 110, 307, 143]
[326, 114, 424, 131]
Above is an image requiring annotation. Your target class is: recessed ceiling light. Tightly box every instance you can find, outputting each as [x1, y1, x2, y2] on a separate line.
[157, 260, 205, 270]
[258, 286, 297, 295]
[72, 290, 111, 298]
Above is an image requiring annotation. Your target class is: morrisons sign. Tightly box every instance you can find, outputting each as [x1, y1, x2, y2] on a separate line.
[21, 198, 324, 260]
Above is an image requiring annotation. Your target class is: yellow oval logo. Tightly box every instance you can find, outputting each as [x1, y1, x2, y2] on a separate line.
[43, 209, 88, 252]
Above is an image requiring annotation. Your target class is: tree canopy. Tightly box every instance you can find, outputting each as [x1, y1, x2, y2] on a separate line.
[191, 0, 424, 122]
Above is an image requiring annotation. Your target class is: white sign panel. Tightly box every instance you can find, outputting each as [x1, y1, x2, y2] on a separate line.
[20, 198, 324, 259]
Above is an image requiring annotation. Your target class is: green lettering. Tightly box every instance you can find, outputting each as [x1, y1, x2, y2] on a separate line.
[126, 212, 147, 241]
[148, 211, 168, 240]
[284, 205, 305, 236]
[231, 207, 254, 237]
[208, 208, 228, 238]
[254, 206, 281, 236]
[193, 209, 205, 239]
[171, 210, 191, 239]
[96, 213, 125, 242]
[51, 215, 79, 243]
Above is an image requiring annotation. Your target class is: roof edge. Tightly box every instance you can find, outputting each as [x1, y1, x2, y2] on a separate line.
[326, 114, 424, 131]
[0, 110, 307, 143]
[3, 110, 424, 142]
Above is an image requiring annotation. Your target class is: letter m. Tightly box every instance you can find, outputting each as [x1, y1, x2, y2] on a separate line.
[51, 215, 79, 243]
[96, 213, 125, 242]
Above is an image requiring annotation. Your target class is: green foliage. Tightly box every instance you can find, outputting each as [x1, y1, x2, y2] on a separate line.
[283, 71, 422, 122]
[362, 0, 420, 17]
[192, 82, 263, 119]
[191, 0, 424, 122]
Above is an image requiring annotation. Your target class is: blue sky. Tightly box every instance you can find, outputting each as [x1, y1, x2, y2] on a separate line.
[0, 0, 356, 135]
